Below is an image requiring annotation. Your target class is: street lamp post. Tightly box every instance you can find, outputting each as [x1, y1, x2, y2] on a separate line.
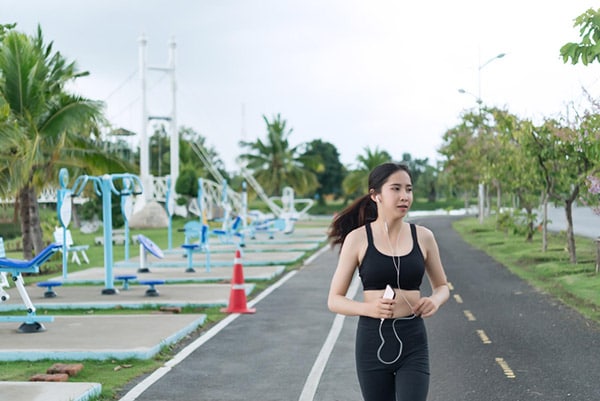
[459, 52, 506, 223]
[478, 52, 505, 110]
[459, 52, 505, 112]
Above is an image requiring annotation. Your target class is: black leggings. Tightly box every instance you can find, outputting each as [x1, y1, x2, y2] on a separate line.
[355, 316, 430, 401]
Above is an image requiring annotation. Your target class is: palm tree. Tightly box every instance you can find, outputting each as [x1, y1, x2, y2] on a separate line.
[0, 26, 108, 258]
[342, 146, 392, 198]
[238, 114, 319, 196]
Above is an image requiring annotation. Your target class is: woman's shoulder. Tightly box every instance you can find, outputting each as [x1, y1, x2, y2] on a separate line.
[344, 224, 368, 246]
[413, 223, 435, 242]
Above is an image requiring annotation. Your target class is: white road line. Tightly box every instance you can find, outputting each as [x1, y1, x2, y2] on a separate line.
[298, 274, 360, 401]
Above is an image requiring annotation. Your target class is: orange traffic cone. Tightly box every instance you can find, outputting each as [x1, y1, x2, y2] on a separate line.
[221, 249, 256, 314]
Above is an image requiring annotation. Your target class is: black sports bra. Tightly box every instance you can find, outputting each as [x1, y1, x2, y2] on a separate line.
[359, 222, 425, 291]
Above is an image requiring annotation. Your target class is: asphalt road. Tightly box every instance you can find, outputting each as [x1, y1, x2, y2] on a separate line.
[122, 215, 600, 401]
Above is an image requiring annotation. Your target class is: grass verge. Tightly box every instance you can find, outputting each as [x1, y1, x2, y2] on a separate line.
[452, 216, 600, 324]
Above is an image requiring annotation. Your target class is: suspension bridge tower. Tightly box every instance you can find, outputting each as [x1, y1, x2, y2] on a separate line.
[138, 34, 179, 201]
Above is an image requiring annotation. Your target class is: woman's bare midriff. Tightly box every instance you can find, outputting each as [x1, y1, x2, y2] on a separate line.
[364, 289, 420, 318]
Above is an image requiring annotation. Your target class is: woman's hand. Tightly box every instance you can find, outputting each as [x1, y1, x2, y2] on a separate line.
[413, 296, 439, 318]
[372, 297, 396, 319]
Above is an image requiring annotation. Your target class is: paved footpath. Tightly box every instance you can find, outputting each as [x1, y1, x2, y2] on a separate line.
[119, 216, 600, 401]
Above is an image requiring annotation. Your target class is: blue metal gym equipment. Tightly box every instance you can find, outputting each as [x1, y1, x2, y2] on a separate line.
[66, 169, 143, 294]
[0, 243, 61, 333]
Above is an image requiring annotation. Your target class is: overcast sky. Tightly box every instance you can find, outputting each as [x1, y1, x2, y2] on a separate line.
[3, 1, 600, 172]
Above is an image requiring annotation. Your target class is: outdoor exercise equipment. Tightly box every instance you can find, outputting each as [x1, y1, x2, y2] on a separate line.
[211, 179, 246, 247]
[120, 177, 136, 261]
[53, 227, 90, 269]
[137, 234, 164, 273]
[114, 274, 137, 290]
[67, 169, 143, 294]
[137, 279, 165, 297]
[36, 281, 63, 298]
[57, 169, 90, 279]
[0, 272, 9, 303]
[0, 238, 9, 303]
[165, 175, 175, 250]
[0, 243, 61, 333]
[181, 221, 211, 272]
[236, 158, 314, 226]
[245, 212, 287, 240]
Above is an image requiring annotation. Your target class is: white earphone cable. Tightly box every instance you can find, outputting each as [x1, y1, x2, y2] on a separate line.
[377, 219, 416, 365]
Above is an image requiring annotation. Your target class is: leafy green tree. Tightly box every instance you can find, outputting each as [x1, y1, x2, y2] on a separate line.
[149, 123, 170, 177]
[0, 23, 16, 40]
[0, 26, 108, 257]
[302, 139, 344, 204]
[492, 110, 545, 242]
[519, 113, 598, 263]
[175, 167, 199, 202]
[342, 146, 392, 199]
[238, 114, 319, 197]
[439, 110, 483, 210]
[560, 8, 600, 65]
[399, 153, 438, 202]
[560, 8, 600, 216]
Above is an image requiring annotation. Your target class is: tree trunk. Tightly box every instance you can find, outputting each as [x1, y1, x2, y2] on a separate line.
[525, 205, 534, 242]
[542, 194, 548, 252]
[12, 196, 19, 223]
[485, 184, 491, 217]
[496, 184, 501, 213]
[427, 182, 436, 203]
[18, 185, 34, 259]
[18, 185, 45, 259]
[596, 237, 600, 274]
[564, 199, 577, 264]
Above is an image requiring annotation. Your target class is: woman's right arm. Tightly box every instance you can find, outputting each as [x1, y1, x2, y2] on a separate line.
[327, 229, 375, 317]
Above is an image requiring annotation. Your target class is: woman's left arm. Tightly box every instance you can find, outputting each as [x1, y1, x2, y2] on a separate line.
[414, 226, 450, 318]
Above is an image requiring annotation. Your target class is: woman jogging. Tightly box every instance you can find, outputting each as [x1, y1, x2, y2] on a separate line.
[327, 162, 449, 401]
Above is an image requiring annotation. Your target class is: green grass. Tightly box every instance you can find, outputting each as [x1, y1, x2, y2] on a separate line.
[453, 216, 600, 323]
[0, 359, 162, 397]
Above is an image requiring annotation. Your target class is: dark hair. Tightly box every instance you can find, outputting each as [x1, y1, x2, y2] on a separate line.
[327, 162, 411, 249]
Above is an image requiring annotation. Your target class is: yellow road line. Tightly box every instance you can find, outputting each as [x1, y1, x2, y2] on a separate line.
[495, 357, 516, 379]
[476, 329, 492, 344]
[463, 310, 476, 321]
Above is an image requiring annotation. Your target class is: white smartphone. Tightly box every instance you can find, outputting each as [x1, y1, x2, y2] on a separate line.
[383, 284, 395, 299]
